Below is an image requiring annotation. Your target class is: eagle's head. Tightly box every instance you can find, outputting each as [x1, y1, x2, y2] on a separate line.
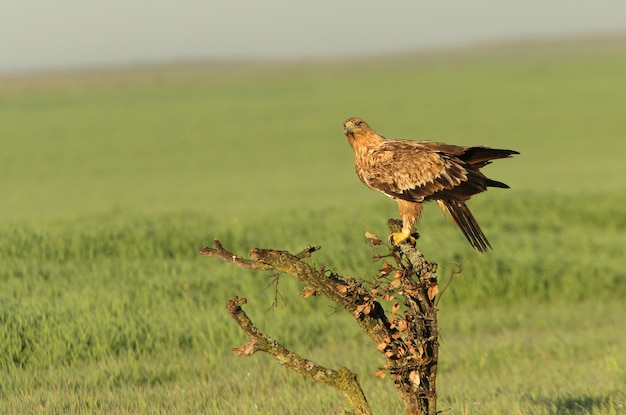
[343, 117, 368, 137]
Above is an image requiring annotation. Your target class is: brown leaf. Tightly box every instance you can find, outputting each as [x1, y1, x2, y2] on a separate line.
[354, 303, 371, 317]
[393, 271, 402, 279]
[380, 263, 394, 275]
[390, 279, 402, 289]
[404, 288, 418, 297]
[376, 342, 388, 351]
[373, 370, 386, 379]
[397, 320, 408, 332]
[301, 289, 316, 298]
[336, 284, 348, 294]
[427, 283, 439, 300]
[409, 371, 420, 387]
[407, 345, 421, 359]
[362, 304, 372, 315]
[232, 341, 257, 356]
[365, 231, 381, 241]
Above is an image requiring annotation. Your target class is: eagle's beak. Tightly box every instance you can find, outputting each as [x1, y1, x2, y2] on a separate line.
[344, 122, 353, 135]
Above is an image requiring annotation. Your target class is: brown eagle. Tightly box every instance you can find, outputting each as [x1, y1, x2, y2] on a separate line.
[343, 117, 518, 252]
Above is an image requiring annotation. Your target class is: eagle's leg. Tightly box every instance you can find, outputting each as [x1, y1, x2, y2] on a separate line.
[389, 200, 422, 245]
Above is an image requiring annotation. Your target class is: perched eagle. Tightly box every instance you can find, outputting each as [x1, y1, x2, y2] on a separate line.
[342, 117, 518, 252]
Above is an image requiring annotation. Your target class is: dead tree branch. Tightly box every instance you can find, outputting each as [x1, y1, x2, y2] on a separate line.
[201, 220, 443, 415]
[226, 296, 371, 415]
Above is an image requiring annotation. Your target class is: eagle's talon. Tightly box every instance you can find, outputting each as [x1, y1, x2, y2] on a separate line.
[388, 231, 411, 246]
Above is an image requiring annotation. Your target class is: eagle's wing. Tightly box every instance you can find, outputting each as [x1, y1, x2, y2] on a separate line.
[358, 140, 475, 202]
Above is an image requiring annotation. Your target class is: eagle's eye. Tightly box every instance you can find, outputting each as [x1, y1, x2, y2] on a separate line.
[355, 120, 362, 127]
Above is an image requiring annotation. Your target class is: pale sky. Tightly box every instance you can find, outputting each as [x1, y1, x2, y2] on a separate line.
[1, 0, 625, 74]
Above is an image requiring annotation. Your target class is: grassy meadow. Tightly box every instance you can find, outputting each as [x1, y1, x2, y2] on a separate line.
[1, 38, 626, 414]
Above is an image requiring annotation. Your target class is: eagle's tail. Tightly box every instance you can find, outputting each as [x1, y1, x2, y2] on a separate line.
[462, 147, 520, 169]
[443, 200, 491, 252]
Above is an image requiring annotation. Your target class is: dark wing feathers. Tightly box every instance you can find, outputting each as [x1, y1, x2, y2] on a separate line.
[460, 147, 519, 168]
[361, 140, 513, 203]
[485, 178, 510, 189]
[358, 140, 453, 200]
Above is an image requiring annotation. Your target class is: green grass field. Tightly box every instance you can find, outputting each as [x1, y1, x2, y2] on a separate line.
[1, 38, 626, 414]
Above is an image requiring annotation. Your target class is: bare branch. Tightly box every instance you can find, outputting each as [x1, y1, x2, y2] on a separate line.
[199, 239, 274, 270]
[294, 244, 322, 259]
[435, 263, 463, 307]
[226, 296, 372, 415]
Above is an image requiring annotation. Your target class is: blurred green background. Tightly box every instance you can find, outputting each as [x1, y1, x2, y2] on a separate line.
[1, 38, 625, 414]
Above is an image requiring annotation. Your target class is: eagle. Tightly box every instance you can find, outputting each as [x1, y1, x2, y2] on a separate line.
[343, 117, 518, 252]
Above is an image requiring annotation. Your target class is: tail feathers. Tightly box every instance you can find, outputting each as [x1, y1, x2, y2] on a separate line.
[443, 200, 492, 252]
[463, 147, 519, 168]
[486, 178, 510, 189]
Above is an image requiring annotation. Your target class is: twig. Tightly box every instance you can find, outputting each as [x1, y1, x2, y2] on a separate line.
[435, 263, 463, 307]
[199, 239, 274, 270]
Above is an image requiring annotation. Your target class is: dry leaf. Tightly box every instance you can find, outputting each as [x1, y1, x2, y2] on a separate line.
[376, 342, 388, 351]
[232, 341, 257, 356]
[301, 289, 316, 298]
[354, 303, 372, 317]
[393, 271, 402, 279]
[336, 284, 348, 294]
[390, 279, 402, 289]
[409, 371, 420, 387]
[365, 231, 383, 245]
[380, 263, 394, 276]
[373, 370, 386, 379]
[427, 283, 439, 300]
[397, 320, 408, 332]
